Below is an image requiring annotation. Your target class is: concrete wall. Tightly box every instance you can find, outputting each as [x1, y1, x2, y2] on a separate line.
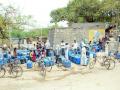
[49, 23, 105, 48]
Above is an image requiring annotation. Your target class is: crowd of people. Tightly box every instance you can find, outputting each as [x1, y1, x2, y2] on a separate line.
[28, 38, 109, 64]
[0, 37, 110, 65]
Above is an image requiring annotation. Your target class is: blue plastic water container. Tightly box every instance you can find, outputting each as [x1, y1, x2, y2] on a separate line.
[74, 55, 81, 64]
[49, 60, 55, 66]
[0, 60, 3, 65]
[59, 56, 66, 63]
[116, 53, 120, 59]
[63, 60, 71, 68]
[27, 60, 33, 69]
[44, 58, 50, 67]
[69, 54, 75, 62]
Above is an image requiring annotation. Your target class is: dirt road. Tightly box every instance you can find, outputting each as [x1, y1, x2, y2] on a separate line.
[0, 63, 120, 90]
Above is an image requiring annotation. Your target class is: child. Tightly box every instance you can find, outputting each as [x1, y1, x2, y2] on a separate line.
[41, 48, 46, 58]
[8, 52, 12, 63]
[32, 50, 36, 62]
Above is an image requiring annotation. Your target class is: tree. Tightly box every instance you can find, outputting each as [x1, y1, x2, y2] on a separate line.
[11, 28, 49, 42]
[50, 8, 67, 23]
[50, 0, 120, 25]
[99, 0, 120, 24]
[50, 0, 101, 23]
[0, 4, 36, 47]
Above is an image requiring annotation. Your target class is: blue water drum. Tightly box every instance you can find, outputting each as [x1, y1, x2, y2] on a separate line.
[3, 58, 8, 64]
[0, 60, 3, 65]
[26, 55, 30, 61]
[116, 53, 120, 59]
[94, 45, 100, 52]
[89, 51, 96, 58]
[26, 60, 33, 69]
[47, 57, 52, 60]
[63, 60, 71, 68]
[59, 56, 66, 63]
[74, 55, 81, 65]
[3, 53, 8, 58]
[49, 60, 55, 66]
[93, 52, 96, 58]
[68, 51, 72, 56]
[17, 56, 21, 60]
[44, 58, 50, 67]
[46, 57, 55, 66]
[70, 54, 75, 62]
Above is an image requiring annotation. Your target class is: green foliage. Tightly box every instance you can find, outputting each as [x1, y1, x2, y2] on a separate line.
[0, 15, 9, 39]
[50, 0, 120, 25]
[11, 28, 49, 38]
[50, 8, 67, 23]
[11, 30, 24, 38]
[0, 4, 36, 40]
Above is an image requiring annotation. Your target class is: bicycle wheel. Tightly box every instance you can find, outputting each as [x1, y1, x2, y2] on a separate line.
[89, 60, 95, 69]
[11, 66, 23, 78]
[0, 67, 5, 78]
[46, 66, 52, 72]
[34, 62, 38, 70]
[40, 63, 46, 79]
[16, 66, 23, 77]
[56, 61, 63, 68]
[108, 59, 115, 70]
[104, 59, 110, 70]
[45, 61, 53, 72]
[40, 65, 46, 79]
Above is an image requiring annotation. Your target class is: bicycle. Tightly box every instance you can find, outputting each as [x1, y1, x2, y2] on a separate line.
[34, 57, 46, 79]
[0, 60, 23, 78]
[56, 56, 71, 70]
[106, 53, 116, 70]
[34, 57, 53, 72]
[88, 56, 111, 70]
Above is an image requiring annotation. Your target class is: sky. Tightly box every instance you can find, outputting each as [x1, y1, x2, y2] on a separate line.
[0, 0, 69, 27]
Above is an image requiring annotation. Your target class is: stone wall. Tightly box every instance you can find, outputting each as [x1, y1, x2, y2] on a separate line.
[49, 28, 89, 48]
[48, 23, 105, 48]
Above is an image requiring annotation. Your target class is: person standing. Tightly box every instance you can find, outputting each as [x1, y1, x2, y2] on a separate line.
[30, 50, 36, 62]
[13, 48, 19, 64]
[65, 43, 69, 60]
[13, 48, 17, 59]
[88, 41, 92, 51]
[105, 42, 109, 57]
[8, 51, 12, 63]
[45, 40, 50, 56]
[55, 45, 60, 63]
[33, 44, 36, 50]
[33, 50, 36, 62]
[60, 40, 65, 57]
[73, 40, 78, 54]
[81, 46, 87, 65]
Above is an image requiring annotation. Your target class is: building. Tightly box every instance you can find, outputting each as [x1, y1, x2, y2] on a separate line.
[48, 23, 105, 48]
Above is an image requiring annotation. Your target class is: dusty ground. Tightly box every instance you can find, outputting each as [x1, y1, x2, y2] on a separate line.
[0, 62, 120, 90]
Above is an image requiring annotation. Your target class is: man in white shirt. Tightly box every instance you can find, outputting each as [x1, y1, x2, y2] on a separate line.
[73, 40, 78, 49]
[65, 43, 69, 60]
[81, 46, 87, 65]
[73, 40, 78, 54]
[45, 40, 50, 56]
[105, 42, 109, 57]
[60, 40, 65, 56]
